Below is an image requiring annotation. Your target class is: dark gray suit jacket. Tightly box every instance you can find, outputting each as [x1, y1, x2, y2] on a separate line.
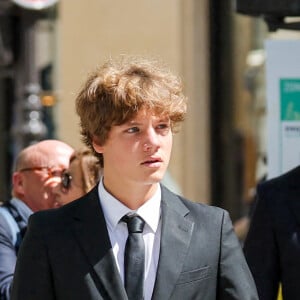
[11, 185, 258, 300]
[244, 166, 300, 300]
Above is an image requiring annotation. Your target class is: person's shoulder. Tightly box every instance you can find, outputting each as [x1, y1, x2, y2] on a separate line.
[258, 165, 300, 192]
[161, 185, 226, 219]
[27, 192, 98, 241]
[181, 194, 224, 211]
[29, 207, 64, 230]
[31, 193, 92, 226]
[182, 196, 226, 218]
[0, 205, 17, 239]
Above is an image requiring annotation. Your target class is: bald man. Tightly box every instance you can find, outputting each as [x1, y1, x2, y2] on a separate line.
[0, 140, 74, 300]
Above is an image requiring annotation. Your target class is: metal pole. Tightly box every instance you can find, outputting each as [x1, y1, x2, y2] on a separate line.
[11, 10, 47, 155]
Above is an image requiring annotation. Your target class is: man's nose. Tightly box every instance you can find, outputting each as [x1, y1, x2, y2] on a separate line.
[143, 129, 159, 151]
[47, 175, 62, 187]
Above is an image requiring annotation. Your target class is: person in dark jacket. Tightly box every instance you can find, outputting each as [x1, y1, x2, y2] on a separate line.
[244, 166, 300, 300]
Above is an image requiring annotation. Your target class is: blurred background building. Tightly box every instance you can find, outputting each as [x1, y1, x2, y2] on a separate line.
[0, 0, 299, 224]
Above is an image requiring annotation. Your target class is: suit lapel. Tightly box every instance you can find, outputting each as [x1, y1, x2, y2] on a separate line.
[65, 185, 194, 300]
[152, 186, 194, 300]
[67, 187, 127, 300]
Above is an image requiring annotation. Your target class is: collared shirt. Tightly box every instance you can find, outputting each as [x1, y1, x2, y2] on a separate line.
[11, 198, 33, 223]
[99, 179, 162, 300]
[0, 198, 32, 246]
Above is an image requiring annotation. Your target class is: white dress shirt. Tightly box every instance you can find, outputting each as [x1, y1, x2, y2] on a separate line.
[98, 179, 162, 300]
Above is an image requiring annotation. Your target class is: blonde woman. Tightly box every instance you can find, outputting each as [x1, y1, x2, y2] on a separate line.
[54, 148, 102, 206]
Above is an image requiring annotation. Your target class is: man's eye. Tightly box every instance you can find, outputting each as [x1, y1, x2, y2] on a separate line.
[127, 127, 139, 133]
[157, 123, 169, 130]
[50, 169, 64, 178]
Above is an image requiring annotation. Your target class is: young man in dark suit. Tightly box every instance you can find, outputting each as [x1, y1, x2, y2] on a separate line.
[244, 166, 300, 300]
[11, 56, 258, 300]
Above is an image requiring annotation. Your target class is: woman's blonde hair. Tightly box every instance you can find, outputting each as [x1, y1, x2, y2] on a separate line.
[70, 148, 101, 193]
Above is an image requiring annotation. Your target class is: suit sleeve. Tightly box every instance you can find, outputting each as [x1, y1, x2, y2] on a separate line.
[0, 217, 16, 300]
[244, 190, 280, 300]
[217, 211, 258, 300]
[11, 215, 55, 300]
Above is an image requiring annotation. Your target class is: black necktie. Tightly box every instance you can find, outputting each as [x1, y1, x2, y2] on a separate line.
[122, 214, 145, 300]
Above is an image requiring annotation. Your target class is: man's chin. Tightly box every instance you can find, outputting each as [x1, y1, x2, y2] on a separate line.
[143, 174, 164, 185]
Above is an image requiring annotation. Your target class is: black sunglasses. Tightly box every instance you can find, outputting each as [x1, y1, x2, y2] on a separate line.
[61, 171, 72, 190]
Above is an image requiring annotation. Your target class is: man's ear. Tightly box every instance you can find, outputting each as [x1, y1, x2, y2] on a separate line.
[92, 135, 104, 153]
[12, 172, 25, 197]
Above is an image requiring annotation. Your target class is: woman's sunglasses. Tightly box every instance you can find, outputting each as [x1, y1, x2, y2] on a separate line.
[61, 171, 72, 190]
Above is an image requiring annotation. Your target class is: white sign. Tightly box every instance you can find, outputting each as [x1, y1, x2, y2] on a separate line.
[266, 40, 300, 179]
[12, 0, 58, 10]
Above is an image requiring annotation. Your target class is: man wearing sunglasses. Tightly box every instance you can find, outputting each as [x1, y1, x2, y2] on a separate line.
[11, 57, 258, 300]
[0, 139, 73, 300]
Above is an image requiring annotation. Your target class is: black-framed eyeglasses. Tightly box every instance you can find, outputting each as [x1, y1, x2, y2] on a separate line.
[61, 171, 72, 190]
[19, 166, 63, 178]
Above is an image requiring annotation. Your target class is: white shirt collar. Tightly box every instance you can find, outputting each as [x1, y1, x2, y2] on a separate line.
[98, 178, 161, 233]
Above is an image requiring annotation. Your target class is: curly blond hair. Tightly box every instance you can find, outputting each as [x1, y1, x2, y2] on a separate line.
[76, 56, 187, 166]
